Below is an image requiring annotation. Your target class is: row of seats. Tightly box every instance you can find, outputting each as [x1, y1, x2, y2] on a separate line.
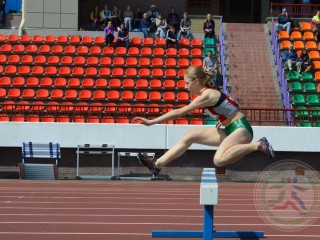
[0, 34, 206, 47]
[0, 88, 191, 101]
[0, 44, 205, 57]
[287, 71, 315, 81]
[289, 81, 320, 92]
[280, 40, 318, 50]
[0, 77, 186, 89]
[0, 54, 202, 68]
[278, 31, 315, 41]
[292, 94, 320, 105]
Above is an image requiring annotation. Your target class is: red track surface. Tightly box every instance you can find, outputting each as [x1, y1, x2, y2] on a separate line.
[0, 180, 319, 240]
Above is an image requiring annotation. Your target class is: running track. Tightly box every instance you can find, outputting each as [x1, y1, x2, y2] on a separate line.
[0, 180, 319, 240]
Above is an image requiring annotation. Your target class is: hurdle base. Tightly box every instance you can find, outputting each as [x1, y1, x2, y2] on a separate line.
[152, 230, 265, 238]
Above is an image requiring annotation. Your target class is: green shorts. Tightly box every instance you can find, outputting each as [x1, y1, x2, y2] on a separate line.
[224, 117, 253, 137]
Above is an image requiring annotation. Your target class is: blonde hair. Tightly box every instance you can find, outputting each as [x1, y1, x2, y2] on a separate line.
[185, 66, 214, 87]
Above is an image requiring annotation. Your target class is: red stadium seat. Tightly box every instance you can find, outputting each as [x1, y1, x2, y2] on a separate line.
[178, 48, 190, 57]
[45, 66, 58, 75]
[105, 103, 117, 113]
[107, 90, 120, 100]
[61, 102, 74, 112]
[121, 91, 134, 101]
[39, 44, 51, 54]
[0, 43, 12, 53]
[136, 79, 148, 89]
[113, 56, 125, 66]
[100, 57, 112, 66]
[0, 88, 6, 98]
[109, 78, 121, 88]
[32, 35, 43, 44]
[102, 116, 115, 123]
[7, 55, 18, 64]
[90, 46, 102, 55]
[177, 92, 190, 101]
[85, 67, 98, 77]
[34, 55, 47, 64]
[4, 65, 17, 75]
[0, 33, 6, 43]
[65, 89, 78, 99]
[21, 89, 35, 99]
[178, 69, 186, 78]
[103, 46, 114, 55]
[87, 56, 99, 66]
[59, 56, 72, 65]
[42, 115, 55, 122]
[163, 80, 175, 89]
[178, 58, 190, 67]
[191, 48, 202, 57]
[128, 47, 140, 56]
[21, 55, 33, 65]
[69, 35, 81, 44]
[131, 37, 142, 46]
[165, 69, 177, 78]
[27, 115, 40, 122]
[176, 118, 189, 124]
[152, 68, 164, 78]
[118, 103, 132, 113]
[191, 38, 203, 46]
[0, 77, 11, 87]
[57, 35, 68, 44]
[135, 91, 148, 101]
[115, 47, 127, 55]
[155, 38, 166, 47]
[64, 45, 76, 54]
[77, 46, 89, 54]
[153, 47, 165, 57]
[152, 58, 164, 67]
[57, 116, 70, 123]
[179, 38, 190, 46]
[40, 77, 53, 87]
[94, 36, 105, 45]
[122, 79, 135, 88]
[26, 77, 39, 87]
[87, 116, 100, 123]
[44, 35, 56, 44]
[12, 114, 25, 122]
[73, 56, 85, 65]
[68, 78, 81, 87]
[80, 78, 93, 88]
[150, 79, 162, 89]
[93, 90, 106, 100]
[79, 90, 92, 100]
[72, 67, 85, 76]
[47, 102, 60, 111]
[99, 67, 111, 77]
[143, 38, 154, 46]
[95, 78, 108, 88]
[125, 68, 137, 77]
[54, 77, 67, 87]
[191, 58, 202, 67]
[165, 58, 177, 67]
[141, 47, 152, 56]
[163, 92, 175, 101]
[139, 57, 151, 66]
[2, 100, 15, 110]
[90, 102, 104, 112]
[148, 103, 160, 113]
[133, 103, 146, 113]
[12, 44, 25, 53]
[81, 36, 93, 45]
[50, 89, 64, 99]
[36, 89, 49, 99]
[139, 68, 151, 77]
[47, 55, 60, 65]
[12, 77, 25, 87]
[112, 68, 124, 77]
[52, 45, 64, 54]
[31, 66, 44, 75]
[149, 91, 162, 101]
[177, 79, 186, 89]
[166, 48, 177, 56]
[126, 57, 138, 66]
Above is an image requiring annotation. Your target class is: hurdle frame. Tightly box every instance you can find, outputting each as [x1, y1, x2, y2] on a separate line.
[152, 168, 265, 239]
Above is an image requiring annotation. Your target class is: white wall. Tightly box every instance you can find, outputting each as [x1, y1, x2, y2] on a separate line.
[0, 123, 318, 152]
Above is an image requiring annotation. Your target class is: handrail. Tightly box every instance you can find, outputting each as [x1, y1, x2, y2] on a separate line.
[270, 3, 320, 17]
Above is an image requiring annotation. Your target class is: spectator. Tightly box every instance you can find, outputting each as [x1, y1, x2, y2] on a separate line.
[155, 13, 167, 38]
[0, 0, 5, 29]
[178, 12, 191, 41]
[276, 8, 291, 33]
[167, 7, 179, 29]
[283, 44, 301, 73]
[203, 14, 215, 38]
[203, 50, 218, 86]
[147, 4, 159, 32]
[116, 23, 130, 51]
[311, 11, 320, 30]
[140, 13, 151, 38]
[166, 25, 178, 49]
[299, 49, 312, 73]
[123, 5, 134, 31]
[111, 5, 121, 29]
[133, 7, 143, 29]
[101, 4, 112, 27]
[90, 6, 102, 31]
[104, 21, 115, 46]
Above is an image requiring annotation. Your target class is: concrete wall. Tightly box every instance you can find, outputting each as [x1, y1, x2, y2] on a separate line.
[25, 0, 78, 29]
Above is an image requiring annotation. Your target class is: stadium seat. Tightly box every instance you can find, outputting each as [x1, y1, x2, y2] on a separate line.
[99, 67, 111, 77]
[87, 116, 100, 123]
[191, 48, 203, 57]
[131, 37, 142, 46]
[128, 47, 139, 56]
[299, 121, 312, 127]
[136, 79, 148, 89]
[57, 116, 70, 123]
[155, 38, 165, 47]
[60, 102, 74, 112]
[21, 89, 35, 99]
[44, 35, 56, 44]
[150, 79, 162, 89]
[77, 46, 89, 55]
[42, 115, 55, 122]
[292, 94, 305, 105]
[7, 54, 18, 64]
[139, 57, 151, 66]
[125, 68, 137, 77]
[139, 68, 151, 77]
[47, 55, 60, 65]
[39, 44, 51, 54]
[313, 61, 320, 71]
[26, 44, 38, 53]
[79, 90, 92, 100]
[4, 65, 17, 75]
[152, 58, 164, 67]
[191, 58, 203, 67]
[176, 118, 189, 124]
[117, 116, 130, 124]
[68, 78, 81, 87]
[0, 43, 12, 53]
[46, 102, 60, 112]
[280, 40, 291, 50]
[113, 56, 125, 66]
[90, 46, 102, 55]
[165, 58, 177, 67]
[54, 77, 67, 87]
[40, 77, 53, 87]
[301, 72, 313, 81]
[100, 57, 112, 66]
[287, 71, 300, 81]
[133, 103, 146, 113]
[135, 91, 148, 101]
[85, 67, 98, 76]
[122, 78, 135, 88]
[303, 31, 315, 41]
[105, 103, 117, 113]
[301, 22, 312, 31]
[17, 102, 32, 111]
[278, 31, 290, 40]
[165, 69, 177, 78]
[109, 78, 121, 88]
[72, 67, 84, 76]
[12, 77, 25, 86]
[291, 31, 302, 40]
[31, 100, 45, 111]
[73, 56, 85, 65]
[112, 68, 124, 77]
[107, 90, 120, 100]
[90, 102, 104, 112]
[141, 47, 152, 56]
[306, 41, 317, 50]
[87, 56, 99, 66]
[115, 47, 127, 55]
[0, 77, 11, 87]
[26, 77, 39, 87]
[12, 114, 25, 122]
[0, 33, 5, 43]
[50, 89, 64, 99]
[304, 82, 316, 92]
[65, 45, 76, 54]
[101, 116, 115, 123]
[93, 90, 106, 100]
[118, 103, 132, 113]
[46, 66, 58, 75]
[143, 38, 154, 46]
[179, 48, 190, 57]
[21, 55, 33, 65]
[57, 35, 68, 44]
[93, 36, 105, 45]
[69, 35, 81, 44]
[178, 69, 186, 78]
[289, 82, 302, 92]
[190, 118, 203, 125]
[103, 46, 114, 55]
[178, 58, 190, 67]
[204, 38, 215, 47]
[177, 79, 186, 89]
[152, 68, 164, 78]
[75, 102, 89, 113]
[125, 57, 137, 67]
[0, 114, 9, 121]
[65, 89, 78, 99]
[32, 35, 43, 44]
[95, 78, 108, 88]
[179, 38, 190, 47]
[2, 100, 14, 110]
[308, 51, 320, 61]
[33, 55, 46, 65]
[315, 72, 320, 81]
[148, 103, 160, 113]
[294, 106, 309, 118]
[153, 47, 165, 56]
[177, 92, 190, 101]
[81, 78, 94, 88]
[307, 94, 320, 105]
[163, 92, 175, 101]
[36, 89, 49, 99]
[191, 38, 203, 46]
[149, 91, 162, 101]
[0, 88, 6, 98]
[12, 44, 25, 53]
[121, 91, 134, 100]
[166, 48, 177, 56]
[81, 36, 93, 45]
[52, 45, 64, 54]
[73, 116, 85, 123]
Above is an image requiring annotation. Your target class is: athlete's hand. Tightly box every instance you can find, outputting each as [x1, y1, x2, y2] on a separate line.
[132, 117, 153, 126]
[216, 120, 223, 128]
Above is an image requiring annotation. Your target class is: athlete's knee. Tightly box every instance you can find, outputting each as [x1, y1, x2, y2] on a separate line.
[213, 155, 226, 167]
[181, 129, 199, 145]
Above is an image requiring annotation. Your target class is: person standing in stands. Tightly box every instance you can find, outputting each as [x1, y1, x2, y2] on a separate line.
[133, 66, 275, 175]
[276, 8, 292, 33]
[283, 44, 301, 73]
[203, 14, 215, 38]
[104, 21, 115, 46]
[140, 13, 151, 38]
[123, 5, 134, 32]
[167, 7, 179, 29]
[90, 6, 102, 31]
[178, 12, 191, 41]
[115, 23, 130, 51]
[166, 25, 178, 49]
[101, 4, 112, 27]
[0, 0, 5, 29]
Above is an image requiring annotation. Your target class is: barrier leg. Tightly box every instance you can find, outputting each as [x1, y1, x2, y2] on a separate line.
[203, 205, 213, 240]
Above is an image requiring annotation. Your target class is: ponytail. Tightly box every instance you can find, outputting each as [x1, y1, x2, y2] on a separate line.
[185, 66, 216, 88]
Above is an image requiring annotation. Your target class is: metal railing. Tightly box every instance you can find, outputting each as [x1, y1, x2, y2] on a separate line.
[270, 3, 320, 17]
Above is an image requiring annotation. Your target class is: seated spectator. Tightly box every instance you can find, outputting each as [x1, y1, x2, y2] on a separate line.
[299, 49, 312, 73]
[203, 50, 218, 86]
[156, 13, 167, 38]
[178, 12, 191, 40]
[90, 6, 102, 31]
[167, 7, 179, 29]
[111, 5, 121, 29]
[203, 14, 215, 38]
[166, 25, 178, 49]
[101, 4, 112, 27]
[133, 7, 143, 29]
[311, 11, 320, 30]
[140, 13, 151, 38]
[123, 5, 133, 31]
[276, 8, 291, 33]
[116, 23, 130, 51]
[147, 4, 159, 32]
[283, 44, 301, 72]
[104, 21, 115, 46]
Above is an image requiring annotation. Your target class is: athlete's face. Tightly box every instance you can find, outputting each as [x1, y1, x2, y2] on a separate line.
[184, 75, 199, 94]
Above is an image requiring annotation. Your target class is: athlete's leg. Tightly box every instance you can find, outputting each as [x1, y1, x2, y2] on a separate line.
[213, 128, 257, 167]
[155, 127, 226, 168]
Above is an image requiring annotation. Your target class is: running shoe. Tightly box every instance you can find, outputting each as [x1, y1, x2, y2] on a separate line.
[258, 137, 275, 159]
[137, 153, 161, 175]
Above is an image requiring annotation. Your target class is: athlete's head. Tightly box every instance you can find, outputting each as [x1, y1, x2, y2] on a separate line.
[184, 66, 214, 93]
